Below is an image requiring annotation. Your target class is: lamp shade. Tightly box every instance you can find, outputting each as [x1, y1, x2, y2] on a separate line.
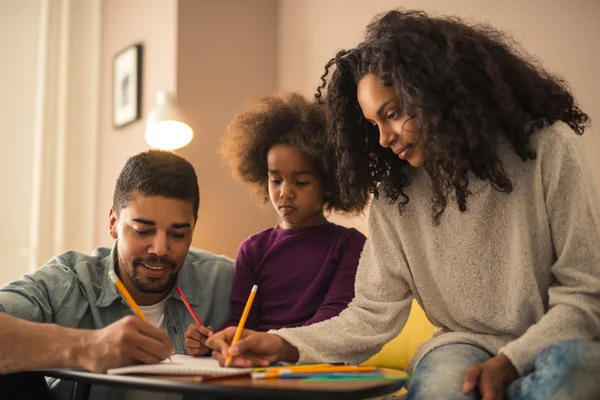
[145, 91, 193, 150]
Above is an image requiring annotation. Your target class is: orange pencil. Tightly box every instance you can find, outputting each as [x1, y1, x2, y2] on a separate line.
[225, 284, 258, 367]
[108, 270, 172, 361]
[176, 286, 203, 325]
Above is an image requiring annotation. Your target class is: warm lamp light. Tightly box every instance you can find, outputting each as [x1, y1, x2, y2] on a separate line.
[145, 91, 193, 150]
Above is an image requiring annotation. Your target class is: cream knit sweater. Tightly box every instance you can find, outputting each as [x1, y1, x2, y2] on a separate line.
[273, 122, 600, 376]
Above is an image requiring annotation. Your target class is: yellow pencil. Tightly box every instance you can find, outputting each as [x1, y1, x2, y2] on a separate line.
[108, 270, 149, 322]
[108, 269, 173, 362]
[225, 284, 258, 367]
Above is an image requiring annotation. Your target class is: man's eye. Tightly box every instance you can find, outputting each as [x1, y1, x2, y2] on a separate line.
[171, 232, 186, 239]
[133, 229, 152, 236]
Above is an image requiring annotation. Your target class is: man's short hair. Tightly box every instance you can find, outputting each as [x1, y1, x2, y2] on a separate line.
[113, 150, 200, 221]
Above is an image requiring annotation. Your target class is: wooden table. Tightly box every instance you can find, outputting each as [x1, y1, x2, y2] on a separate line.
[40, 367, 408, 399]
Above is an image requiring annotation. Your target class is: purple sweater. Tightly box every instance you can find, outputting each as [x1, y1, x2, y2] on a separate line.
[221, 223, 366, 331]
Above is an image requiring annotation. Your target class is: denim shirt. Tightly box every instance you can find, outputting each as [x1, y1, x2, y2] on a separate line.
[0, 245, 234, 400]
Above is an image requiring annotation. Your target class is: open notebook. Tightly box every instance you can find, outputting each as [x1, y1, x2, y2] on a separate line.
[107, 355, 253, 376]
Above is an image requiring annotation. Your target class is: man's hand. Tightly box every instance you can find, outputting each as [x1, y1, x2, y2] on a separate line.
[184, 324, 214, 356]
[463, 353, 519, 400]
[205, 327, 299, 368]
[75, 316, 175, 372]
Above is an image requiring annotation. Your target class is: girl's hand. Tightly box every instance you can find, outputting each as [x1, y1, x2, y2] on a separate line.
[205, 327, 299, 368]
[184, 324, 214, 356]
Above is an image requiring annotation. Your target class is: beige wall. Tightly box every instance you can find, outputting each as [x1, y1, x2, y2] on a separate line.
[176, 0, 279, 258]
[0, 1, 42, 284]
[278, 0, 600, 231]
[96, 0, 278, 257]
[96, 0, 177, 247]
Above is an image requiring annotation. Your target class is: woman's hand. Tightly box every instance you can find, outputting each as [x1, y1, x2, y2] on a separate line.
[205, 327, 299, 368]
[463, 353, 519, 400]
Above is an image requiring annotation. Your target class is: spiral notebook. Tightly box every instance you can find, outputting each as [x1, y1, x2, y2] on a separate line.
[107, 355, 253, 376]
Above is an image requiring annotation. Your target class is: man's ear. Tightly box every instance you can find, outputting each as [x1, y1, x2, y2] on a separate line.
[109, 207, 118, 239]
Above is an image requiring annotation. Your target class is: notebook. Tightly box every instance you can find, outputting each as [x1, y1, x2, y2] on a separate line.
[107, 355, 253, 376]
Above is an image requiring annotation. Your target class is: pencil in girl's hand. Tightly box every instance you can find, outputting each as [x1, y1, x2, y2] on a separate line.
[225, 284, 258, 367]
[176, 286, 203, 325]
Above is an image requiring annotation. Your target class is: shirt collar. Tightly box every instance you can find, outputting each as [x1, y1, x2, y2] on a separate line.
[173, 257, 202, 306]
[95, 242, 121, 308]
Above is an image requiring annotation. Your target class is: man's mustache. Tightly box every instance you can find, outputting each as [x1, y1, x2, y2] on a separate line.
[135, 256, 176, 267]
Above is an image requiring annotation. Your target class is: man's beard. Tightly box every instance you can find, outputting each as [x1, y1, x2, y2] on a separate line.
[127, 255, 178, 294]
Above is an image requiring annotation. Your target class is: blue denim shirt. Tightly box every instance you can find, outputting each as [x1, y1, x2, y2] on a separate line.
[0, 245, 234, 400]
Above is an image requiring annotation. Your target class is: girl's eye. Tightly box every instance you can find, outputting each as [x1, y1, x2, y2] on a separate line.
[171, 232, 186, 239]
[387, 111, 398, 120]
[270, 180, 281, 185]
[296, 182, 309, 187]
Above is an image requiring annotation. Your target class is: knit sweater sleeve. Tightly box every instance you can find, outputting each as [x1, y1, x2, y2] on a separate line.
[272, 198, 414, 364]
[499, 126, 600, 375]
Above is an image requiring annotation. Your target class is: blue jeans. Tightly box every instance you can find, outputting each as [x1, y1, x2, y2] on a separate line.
[407, 340, 600, 400]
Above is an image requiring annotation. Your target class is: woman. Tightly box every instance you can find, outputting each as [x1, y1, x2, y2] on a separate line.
[207, 10, 600, 400]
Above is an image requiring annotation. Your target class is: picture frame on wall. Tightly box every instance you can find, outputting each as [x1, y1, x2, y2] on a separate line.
[113, 44, 143, 128]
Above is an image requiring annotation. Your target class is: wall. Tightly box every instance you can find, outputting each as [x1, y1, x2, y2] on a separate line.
[278, 0, 600, 231]
[96, 0, 278, 258]
[1, 1, 100, 284]
[177, 0, 279, 258]
[96, 0, 178, 247]
[0, 1, 42, 284]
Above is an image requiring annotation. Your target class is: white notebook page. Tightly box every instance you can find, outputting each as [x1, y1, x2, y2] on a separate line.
[107, 355, 252, 376]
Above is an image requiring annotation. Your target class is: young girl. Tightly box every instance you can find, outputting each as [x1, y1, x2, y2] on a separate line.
[206, 10, 600, 400]
[184, 93, 365, 356]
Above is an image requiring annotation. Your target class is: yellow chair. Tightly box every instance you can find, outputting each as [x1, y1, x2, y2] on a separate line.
[361, 300, 434, 397]
[362, 300, 434, 371]
[357, 233, 433, 383]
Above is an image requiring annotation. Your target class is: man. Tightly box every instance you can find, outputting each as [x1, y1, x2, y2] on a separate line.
[0, 150, 233, 399]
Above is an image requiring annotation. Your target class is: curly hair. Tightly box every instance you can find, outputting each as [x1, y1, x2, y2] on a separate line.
[114, 150, 200, 221]
[316, 9, 589, 223]
[221, 93, 364, 214]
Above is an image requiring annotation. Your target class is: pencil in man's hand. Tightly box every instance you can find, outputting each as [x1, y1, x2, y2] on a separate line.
[108, 270, 148, 322]
[108, 269, 172, 361]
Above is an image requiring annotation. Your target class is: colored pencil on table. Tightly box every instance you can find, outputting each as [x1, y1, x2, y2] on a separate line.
[252, 366, 377, 379]
[225, 284, 258, 367]
[175, 286, 203, 325]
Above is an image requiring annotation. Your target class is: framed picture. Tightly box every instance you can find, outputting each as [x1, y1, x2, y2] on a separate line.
[113, 44, 143, 128]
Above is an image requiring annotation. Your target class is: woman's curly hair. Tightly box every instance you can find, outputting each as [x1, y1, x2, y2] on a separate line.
[316, 9, 589, 223]
[221, 93, 364, 214]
